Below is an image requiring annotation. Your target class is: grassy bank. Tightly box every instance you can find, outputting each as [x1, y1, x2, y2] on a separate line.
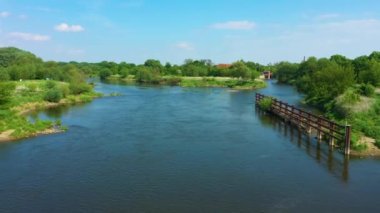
[0, 80, 101, 141]
[333, 88, 380, 152]
[107, 75, 267, 90]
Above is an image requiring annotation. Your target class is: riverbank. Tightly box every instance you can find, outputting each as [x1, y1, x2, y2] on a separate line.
[107, 75, 267, 90]
[0, 80, 101, 142]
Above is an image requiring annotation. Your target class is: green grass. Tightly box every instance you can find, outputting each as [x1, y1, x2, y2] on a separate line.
[108, 75, 267, 90]
[0, 80, 100, 141]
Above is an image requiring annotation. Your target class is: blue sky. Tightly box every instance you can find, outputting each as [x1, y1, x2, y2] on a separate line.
[1, 0, 380, 64]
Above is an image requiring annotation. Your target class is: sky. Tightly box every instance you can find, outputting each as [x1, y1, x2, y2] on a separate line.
[0, 0, 380, 65]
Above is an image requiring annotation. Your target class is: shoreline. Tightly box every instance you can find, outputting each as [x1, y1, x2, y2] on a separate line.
[0, 127, 64, 143]
[0, 92, 101, 143]
[106, 76, 268, 90]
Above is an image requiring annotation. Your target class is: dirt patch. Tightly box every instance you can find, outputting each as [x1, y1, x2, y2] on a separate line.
[0, 130, 15, 142]
[0, 128, 63, 143]
[351, 137, 380, 157]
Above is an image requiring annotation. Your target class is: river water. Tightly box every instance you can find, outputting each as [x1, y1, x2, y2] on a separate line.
[1, 80, 380, 212]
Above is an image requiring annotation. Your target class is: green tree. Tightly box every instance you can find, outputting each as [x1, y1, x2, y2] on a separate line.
[359, 60, 380, 86]
[229, 61, 252, 79]
[275, 62, 299, 83]
[99, 68, 112, 80]
[305, 61, 355, 106]
[135, 67, 161, 83]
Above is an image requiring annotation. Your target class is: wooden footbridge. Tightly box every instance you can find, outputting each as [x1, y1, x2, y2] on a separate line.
[255, 93, 352, 155]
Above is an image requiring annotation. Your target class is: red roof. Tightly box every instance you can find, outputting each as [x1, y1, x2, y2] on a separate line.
[217, 64, 232, 68]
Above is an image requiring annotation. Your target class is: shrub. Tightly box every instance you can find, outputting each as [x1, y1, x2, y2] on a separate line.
[359, 83, 375, 97]
[59, 84, 70, 98]
[135, 68, 161, 84]
[45, 80, 57, 89]
[258, 97, 273, 111]
[44, 88, 62, 103]
[69, 82, 92, 95]
[0, 82, 16, 105]
[27, 83, 38, 92]
[0, 69, 10, 81]
[99, 69, 112, 80]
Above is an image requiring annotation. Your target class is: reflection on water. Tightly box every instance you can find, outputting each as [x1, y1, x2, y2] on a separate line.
[28, 103, 89, 122]
[256, 107, 350, 182]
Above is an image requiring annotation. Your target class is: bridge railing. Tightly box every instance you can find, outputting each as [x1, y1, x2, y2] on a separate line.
[255, 93, 351, 155]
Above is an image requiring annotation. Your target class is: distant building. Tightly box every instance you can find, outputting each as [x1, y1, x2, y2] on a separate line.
[262, 71, 272, 79]
[216, 64, 232, 69]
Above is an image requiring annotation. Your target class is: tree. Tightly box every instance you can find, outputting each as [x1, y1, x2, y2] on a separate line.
[275, 62, 299, 83]
[135, 67, 161, 83]
[305, 61, 355, 106]
[359, 60, 380, 86]
[353, 56, 370, 80]
[99, 68, 112, 80]
[144, 59, 163, 73]
[330, 54, 352, 68]
[229, 61, 252, 79]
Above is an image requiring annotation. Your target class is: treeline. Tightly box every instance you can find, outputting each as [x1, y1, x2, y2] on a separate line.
[0, 47, 268, 85]
[273, 52, 380, 110]
[0, 47, 93, 105]
[98, 59, 266, 83]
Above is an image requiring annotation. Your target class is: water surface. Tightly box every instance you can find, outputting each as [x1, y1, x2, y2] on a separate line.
[1, 80, 380, 212]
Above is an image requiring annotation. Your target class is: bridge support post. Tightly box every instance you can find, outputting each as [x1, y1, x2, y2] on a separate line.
[317, 118, 322, 142]
[329, 123, 335, 147]
[307, 114, 312, 134]
[344, 125, 351, 155]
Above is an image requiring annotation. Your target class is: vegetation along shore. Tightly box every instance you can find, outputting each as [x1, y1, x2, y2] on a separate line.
[270, 52, 380, 155]
[2, 46, 380, 157]
[0, 48, 101, 142]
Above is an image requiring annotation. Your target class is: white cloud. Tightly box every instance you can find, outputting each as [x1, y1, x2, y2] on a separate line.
[211, 20, 256, 30]
[175, 42, 194, 51]
[9, 32, 50, 41]
[315, 13, 341, 21]
[0, 11, 11, 18]
[55, 23, 84, 32]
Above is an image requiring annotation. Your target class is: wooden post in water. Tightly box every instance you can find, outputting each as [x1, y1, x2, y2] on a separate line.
[307, 113, 312, 134]
[329, 123, 335, 147]
[344, 125, 352, 155]
[317, 117, 322, 141]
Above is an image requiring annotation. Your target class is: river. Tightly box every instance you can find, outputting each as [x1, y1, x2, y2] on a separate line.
[1, 80, 380, 212]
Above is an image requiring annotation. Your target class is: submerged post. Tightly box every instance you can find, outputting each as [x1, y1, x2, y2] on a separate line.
[344, 125, 351, 155]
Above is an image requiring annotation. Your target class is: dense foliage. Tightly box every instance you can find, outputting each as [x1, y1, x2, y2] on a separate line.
[273, 52, 380, 109]
[272, 51, 380, 149]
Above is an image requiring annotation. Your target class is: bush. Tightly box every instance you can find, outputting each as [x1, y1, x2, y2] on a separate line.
[27, 83, 38, 92]
[45, 80, 57, 89]
[69, 82, 92, 95]
[0, 82, 16, 105]
[44, 88, 62, 103]
[99, 69, 112, 80]
[0, 69, 10, 81]
[360, 83, 375, 97]
[59, 84, 70, 98]
[258, 97, 273, 111]
[135, 68, 161, 84]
